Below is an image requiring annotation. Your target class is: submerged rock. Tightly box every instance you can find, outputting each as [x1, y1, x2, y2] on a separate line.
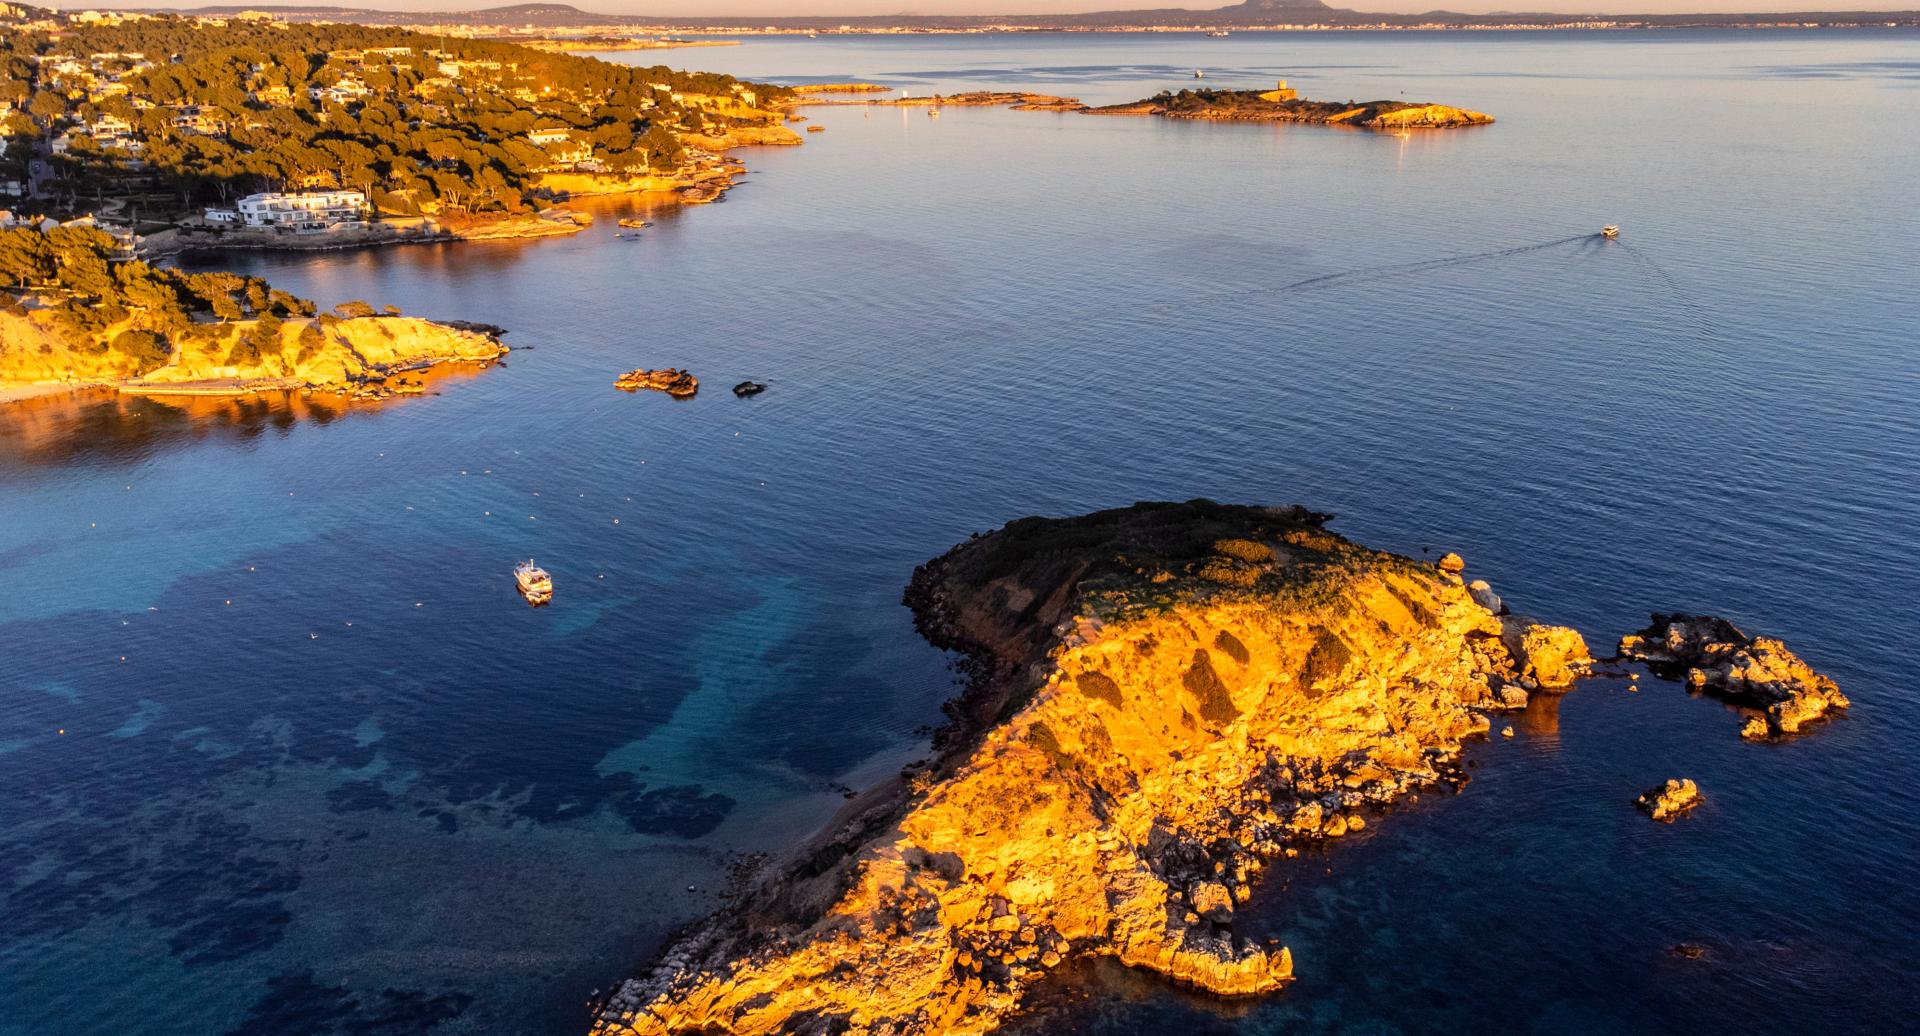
[1636, 778, 1703, 821]
[589, 501, 1586, 1036]
[614, 367, 698, 397]
[1617, 614, 1847, 739]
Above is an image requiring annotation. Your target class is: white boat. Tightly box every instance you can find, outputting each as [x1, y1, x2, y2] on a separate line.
[1207, 30, 1231, 37]
[1601, 225, 1620, 238]
[514, 559, 553, 605]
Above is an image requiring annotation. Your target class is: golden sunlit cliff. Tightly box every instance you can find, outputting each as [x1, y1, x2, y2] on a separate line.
[591, 500, 1588, 1036]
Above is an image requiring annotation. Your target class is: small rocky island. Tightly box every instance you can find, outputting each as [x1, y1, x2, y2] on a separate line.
[614, 368, 699, 398]
[1091, 82, 1494, 129]
[794, 81, 1492, 130]
[1618, 614, 1849, 739]
[591, 501, 1588, 1035]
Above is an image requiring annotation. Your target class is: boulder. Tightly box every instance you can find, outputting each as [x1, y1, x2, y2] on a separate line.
[1467, 579, 1505, 615]
[1635, 778, 1703, 821]
[1500, 616, 1593, 688]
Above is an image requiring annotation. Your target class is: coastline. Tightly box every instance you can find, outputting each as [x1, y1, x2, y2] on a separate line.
[134, 130, 799, 259]
[590, 502, 1593, 1035]
[0, 315, 508, 405]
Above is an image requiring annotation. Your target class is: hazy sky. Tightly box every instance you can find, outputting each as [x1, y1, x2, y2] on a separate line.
[84, 1, 1920, 17]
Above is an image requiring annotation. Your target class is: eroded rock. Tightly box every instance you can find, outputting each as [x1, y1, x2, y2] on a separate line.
[1618, 614, 1847, 739]
[615, 367, 698, 397]
[1635, 778, 1703, 821]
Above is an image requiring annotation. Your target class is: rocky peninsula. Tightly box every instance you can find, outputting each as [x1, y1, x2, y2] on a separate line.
[0, 311, 506, 402]
[590, 500, 1589, 1036]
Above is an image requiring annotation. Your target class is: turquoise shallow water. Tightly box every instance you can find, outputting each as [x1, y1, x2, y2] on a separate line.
[3, 29, 1918, 1035]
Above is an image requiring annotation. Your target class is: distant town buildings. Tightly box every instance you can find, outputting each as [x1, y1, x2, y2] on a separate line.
[205, 190, 369, 230]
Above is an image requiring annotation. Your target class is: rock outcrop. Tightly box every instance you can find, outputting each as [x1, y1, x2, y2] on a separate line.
[1086, 90, 1493, 130]
[1635, 779, 1703, 821]
[1617, 614, 1847, 739]
[0, 311, 506, 400]
[615, 368, 699, 397]
[590, 501, 1586, 1036]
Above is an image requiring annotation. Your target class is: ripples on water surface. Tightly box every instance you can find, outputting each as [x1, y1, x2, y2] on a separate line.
[2, 29, 1917, 1036]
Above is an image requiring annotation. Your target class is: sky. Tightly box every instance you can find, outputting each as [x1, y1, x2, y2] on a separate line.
[74, 1, 1920, 18]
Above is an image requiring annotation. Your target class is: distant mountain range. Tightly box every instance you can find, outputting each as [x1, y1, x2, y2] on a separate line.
[129, 1, 1920, 29]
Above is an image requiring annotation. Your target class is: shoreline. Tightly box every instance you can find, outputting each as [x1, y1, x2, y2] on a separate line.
[589, 502, 1593, 1034]
[1, 316, 508, 406]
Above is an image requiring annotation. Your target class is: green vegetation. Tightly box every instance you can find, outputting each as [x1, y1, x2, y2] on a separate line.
[0, 15, 792, 217]
[0, 223, 316, 370]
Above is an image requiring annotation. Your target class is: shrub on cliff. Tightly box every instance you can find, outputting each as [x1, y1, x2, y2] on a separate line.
[109, 329, 170, 373]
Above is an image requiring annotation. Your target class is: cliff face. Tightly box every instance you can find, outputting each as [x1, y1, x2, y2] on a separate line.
[593, 501, 1584, 1036]
[0, 312, 506, 397]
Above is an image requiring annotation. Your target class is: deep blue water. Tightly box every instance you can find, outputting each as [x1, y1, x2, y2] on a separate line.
[3, 29, 1917, 1036]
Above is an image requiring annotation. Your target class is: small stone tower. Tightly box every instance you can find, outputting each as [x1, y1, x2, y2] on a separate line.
[1259, 80, 1299, 103]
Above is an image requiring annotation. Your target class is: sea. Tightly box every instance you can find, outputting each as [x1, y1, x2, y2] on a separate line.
[2, 28, 1916, 1036]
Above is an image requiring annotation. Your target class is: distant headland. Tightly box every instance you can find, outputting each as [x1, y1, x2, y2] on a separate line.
[802, 83, 1496, 129]
[126, 1, 1920, 32]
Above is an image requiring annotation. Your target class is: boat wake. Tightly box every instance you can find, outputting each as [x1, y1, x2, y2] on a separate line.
[1175, 233, 1596, 309]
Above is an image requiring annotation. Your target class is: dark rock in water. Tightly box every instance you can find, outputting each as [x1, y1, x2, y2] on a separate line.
[1635, 778, 1703, 821]
[1617, 613, 1847, 739]
[615, 368, 698, 398]
[442, 320, 508, 337]
[732, 381, 767, 397]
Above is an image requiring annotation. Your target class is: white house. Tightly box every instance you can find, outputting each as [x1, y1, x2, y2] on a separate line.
[231, 190, 368, 230]
[526, 126, 572, 146]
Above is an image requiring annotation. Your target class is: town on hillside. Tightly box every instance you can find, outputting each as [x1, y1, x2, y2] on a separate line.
[0, 5, 792, 247]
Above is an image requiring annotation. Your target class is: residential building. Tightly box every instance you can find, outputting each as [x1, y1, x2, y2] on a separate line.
[227, 190, 368, 230]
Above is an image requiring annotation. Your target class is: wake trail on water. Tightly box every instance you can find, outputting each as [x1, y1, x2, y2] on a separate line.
[1148, 233, 1595, 313]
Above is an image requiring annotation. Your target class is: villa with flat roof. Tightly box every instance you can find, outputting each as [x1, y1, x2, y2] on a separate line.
[205, 190, 368, 230]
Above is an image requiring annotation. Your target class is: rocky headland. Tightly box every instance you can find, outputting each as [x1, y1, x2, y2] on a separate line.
[0, 311, 506, 402]
[1617, 614, 1848, 739]
[590, 500, 1589, 1036]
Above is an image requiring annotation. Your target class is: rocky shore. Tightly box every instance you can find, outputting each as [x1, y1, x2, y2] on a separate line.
[136, 212, 587, 258]
[0, 313, 507, 402]
[590, 501, 1589, 1036]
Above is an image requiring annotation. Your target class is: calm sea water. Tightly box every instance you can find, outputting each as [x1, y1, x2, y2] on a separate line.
[3, 29, 1917, 1036]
